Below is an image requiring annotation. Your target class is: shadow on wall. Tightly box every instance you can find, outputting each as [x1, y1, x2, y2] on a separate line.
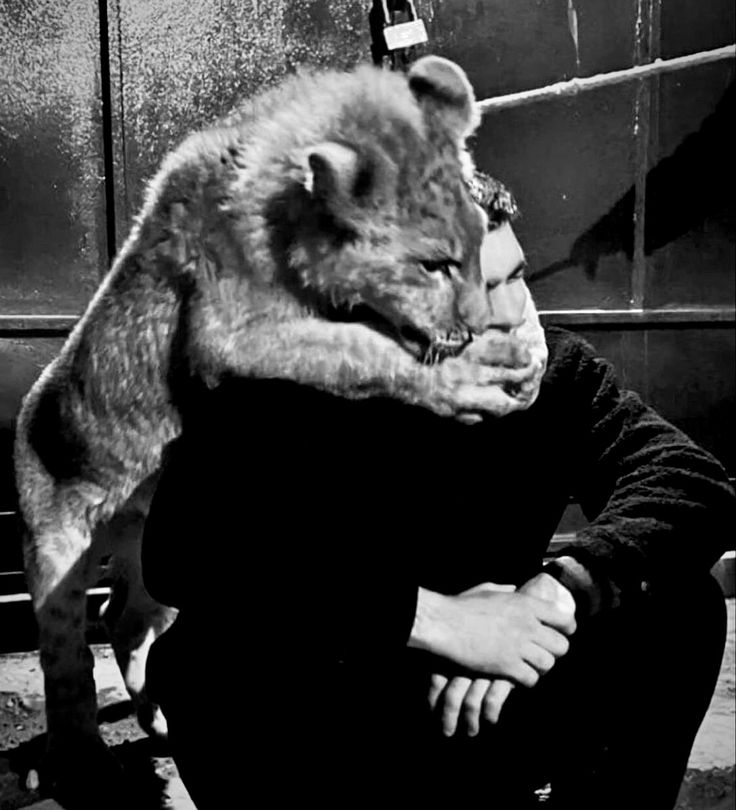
[529, 81, 735, 285]
[0, 351, 43, 512]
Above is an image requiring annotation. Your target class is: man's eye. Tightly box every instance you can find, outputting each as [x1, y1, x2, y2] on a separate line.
[421, 260, 459, 278]
[508, 263, 527, 282]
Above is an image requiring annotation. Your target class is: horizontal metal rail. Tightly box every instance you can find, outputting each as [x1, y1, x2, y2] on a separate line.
[0, 586, 110, 606]
[478, 44, 735, 113]
[2, 307, 734, 337]
[0, 314, 79, 336]
[539, 307, 736, 327]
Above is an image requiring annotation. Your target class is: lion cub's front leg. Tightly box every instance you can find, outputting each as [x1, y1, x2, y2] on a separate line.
[191, 308, 533, 419]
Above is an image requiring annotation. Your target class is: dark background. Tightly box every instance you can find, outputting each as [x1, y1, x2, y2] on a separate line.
[1, 1, 734, 581]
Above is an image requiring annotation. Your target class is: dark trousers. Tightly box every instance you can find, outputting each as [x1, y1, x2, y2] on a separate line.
[148, 572, 726, 810]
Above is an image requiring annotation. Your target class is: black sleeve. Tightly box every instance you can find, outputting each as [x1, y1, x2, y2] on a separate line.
[547, 333, 734, 615]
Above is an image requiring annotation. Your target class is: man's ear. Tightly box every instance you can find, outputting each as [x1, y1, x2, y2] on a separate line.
[408, 55, 480, 140]
[301, 141, 362, 206]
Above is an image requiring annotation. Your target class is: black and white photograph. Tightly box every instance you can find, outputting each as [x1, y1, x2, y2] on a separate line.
[0, 1, 734, 808]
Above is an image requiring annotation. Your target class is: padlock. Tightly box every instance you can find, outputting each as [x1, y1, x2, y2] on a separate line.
[381, 0, 428, 52]
[383, 18, 428, 51]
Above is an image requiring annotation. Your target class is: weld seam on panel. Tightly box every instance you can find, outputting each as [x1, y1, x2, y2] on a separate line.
[114, 0, 129, 227]
[98, 0, 117, 269]
[631, 0, 653, 309]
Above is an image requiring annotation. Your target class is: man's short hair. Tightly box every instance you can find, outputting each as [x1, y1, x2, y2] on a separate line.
[468, 170, 520, 229]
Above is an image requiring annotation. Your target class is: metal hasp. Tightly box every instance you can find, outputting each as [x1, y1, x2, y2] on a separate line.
[369, 0, 428, 71]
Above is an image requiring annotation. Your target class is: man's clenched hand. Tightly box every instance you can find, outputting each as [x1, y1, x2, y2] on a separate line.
[409, 580, 575, 687]
[426, 575, 576, 736]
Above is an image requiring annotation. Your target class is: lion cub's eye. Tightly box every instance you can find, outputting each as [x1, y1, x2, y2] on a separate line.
[421, 259, 460, 278]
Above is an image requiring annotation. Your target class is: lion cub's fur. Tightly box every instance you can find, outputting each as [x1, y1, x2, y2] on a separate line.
[14, 56, 503, 788]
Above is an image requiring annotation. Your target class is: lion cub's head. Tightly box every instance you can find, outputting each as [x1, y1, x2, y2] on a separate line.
[266, 56, 497, 363]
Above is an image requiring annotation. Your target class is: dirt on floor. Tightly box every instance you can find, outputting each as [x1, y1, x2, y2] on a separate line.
[0, 688, 191, 810]
[0, 600, 734, 810]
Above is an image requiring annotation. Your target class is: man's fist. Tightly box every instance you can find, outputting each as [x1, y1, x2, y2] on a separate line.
[425, 576, 577, 736]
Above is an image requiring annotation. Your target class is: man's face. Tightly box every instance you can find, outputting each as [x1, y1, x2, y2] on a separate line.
[479, 221, 528, 332]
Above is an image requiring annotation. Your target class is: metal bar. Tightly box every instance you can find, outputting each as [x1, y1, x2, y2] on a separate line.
[1, 308, 734, 336]
[539, 307, 736, 327]
[0, 586, 111, 606]
[0, 315, 78, 337]
[478, 44, 735, 114]
[97, 0, 117, 270]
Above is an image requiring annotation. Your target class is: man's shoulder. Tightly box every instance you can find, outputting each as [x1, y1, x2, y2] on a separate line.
[543, 326, 607, 381]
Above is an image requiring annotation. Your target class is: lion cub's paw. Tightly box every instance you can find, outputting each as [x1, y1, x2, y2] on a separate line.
[431, 356, 527, 419]
[462, 331, 532, 369]
[42, 733, 129, 809]
[136, 701, 169, 742]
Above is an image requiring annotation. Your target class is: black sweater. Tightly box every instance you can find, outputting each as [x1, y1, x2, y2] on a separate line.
[142, 328, 734, 662]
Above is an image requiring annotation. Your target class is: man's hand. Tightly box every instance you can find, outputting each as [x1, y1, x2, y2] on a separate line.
[409, 581, 575, 685]
[427, 575, 577, 736]
[428, 673, 516, 737]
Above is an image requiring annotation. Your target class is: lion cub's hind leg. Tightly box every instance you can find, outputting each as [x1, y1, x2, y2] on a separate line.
[22, 495, 130, 804]
[98, 506, 178, 741]
[26, 517, 100, 741]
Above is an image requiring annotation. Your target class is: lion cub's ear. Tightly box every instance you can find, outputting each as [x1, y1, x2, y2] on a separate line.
[408, 55, 480, 140]
[302, 141, 363, 207]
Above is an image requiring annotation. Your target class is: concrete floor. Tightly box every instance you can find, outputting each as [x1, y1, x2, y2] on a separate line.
[2, 599, 734, 810]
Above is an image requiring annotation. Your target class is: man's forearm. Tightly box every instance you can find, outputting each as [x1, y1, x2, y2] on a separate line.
[405, 584, 575, 686]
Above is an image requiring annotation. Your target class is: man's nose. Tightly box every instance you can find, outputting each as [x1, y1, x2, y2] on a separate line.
[486, 283, 525, 332]
[457, 284, 494, 335]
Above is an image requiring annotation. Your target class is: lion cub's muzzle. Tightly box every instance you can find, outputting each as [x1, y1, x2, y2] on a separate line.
[398, 324, 473, 365]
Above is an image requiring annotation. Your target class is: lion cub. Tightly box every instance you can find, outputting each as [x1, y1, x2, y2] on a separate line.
[14, 56, 530, 797]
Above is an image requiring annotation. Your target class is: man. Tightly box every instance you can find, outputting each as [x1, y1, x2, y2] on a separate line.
[143, 174, 732, 809]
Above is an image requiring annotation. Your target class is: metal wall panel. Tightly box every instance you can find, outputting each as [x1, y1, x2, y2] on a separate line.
[106, 0, 644, 242]
[660, 0, 736, 59]
[428, 0, 639, 99]
[644, 63, 735, 308]
[576, 327, 735, 471]
[475, 83, 638, 310]
[107, 0, 371, 237]
[0, 0, 107, 315]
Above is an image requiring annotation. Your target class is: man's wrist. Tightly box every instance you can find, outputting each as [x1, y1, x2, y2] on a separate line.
[543, 555, 601, 618]
[408, 587, 454, 656]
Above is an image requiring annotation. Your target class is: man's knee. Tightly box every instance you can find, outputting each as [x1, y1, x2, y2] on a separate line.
[639, 572, 726, 684]
[501, 571, 727, 736]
